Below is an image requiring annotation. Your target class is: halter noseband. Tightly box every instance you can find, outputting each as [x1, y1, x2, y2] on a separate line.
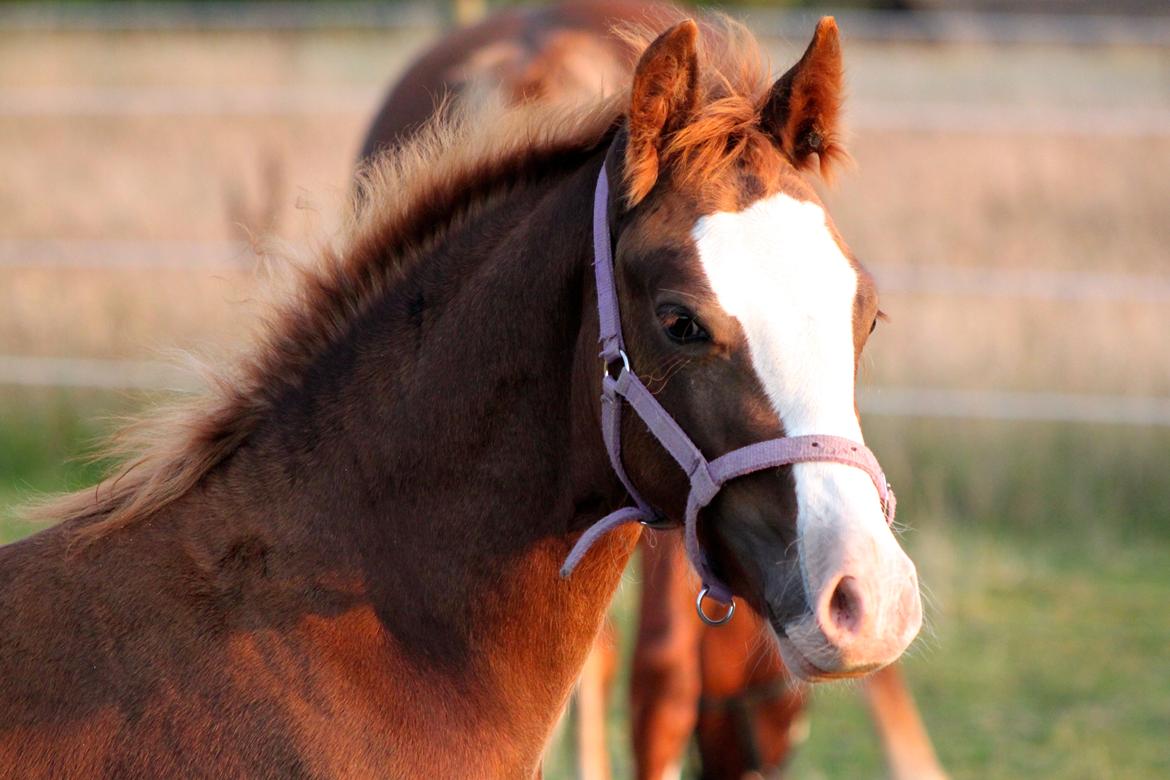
[560, 166, 895, 626]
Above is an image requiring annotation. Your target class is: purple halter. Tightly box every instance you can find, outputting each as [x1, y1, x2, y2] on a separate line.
[560, 166, 895, 625]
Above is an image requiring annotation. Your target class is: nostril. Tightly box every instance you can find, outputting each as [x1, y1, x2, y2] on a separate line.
[826, 576, 865, 638]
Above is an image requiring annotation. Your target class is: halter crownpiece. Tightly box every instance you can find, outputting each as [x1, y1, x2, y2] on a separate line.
[560, 165, 895, 625]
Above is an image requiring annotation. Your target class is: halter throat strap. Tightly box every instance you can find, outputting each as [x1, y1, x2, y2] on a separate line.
[561, 165, 895, 617]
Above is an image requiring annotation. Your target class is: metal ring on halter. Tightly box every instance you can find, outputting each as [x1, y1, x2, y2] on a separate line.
[603, 348, 631, 382]
[696, 586, 735, 626]
[638, 514, 675, 530]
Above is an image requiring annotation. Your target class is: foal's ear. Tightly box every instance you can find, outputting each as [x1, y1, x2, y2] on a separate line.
[759, 17, 846, 179]
[625, 19, 701, 206]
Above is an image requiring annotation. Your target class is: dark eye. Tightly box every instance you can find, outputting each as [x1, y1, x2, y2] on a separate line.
[658, 305, 709, 345]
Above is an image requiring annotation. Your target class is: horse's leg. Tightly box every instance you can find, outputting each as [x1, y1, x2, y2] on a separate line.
[694, 603, 808, 779]
[863, 663, 948, 780]
[577, 621, 618, 780]
[631, 533, 703, 780]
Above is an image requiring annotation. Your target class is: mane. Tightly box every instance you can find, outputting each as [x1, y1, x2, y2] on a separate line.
[30, 14, 790, 541]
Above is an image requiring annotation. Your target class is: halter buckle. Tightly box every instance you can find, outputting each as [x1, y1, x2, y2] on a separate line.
[696, 586, 735, 626]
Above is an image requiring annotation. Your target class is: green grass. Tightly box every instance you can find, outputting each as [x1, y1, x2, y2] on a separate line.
[0, 387, 134, 543]
[2, 392, 1168, 778]
[785, 529, 1170, 780]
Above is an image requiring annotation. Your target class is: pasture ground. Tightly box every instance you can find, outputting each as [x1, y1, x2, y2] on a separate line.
[2, 16, 1168, 780]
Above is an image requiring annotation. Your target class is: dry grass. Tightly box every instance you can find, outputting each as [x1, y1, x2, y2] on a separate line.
[1, 28, 1167, 397]
[0, 266, 256, 358]
[0, 29, 423, 89]
[0, 115, 360, 240]
[3, 26, 1167, 394]
[0, 28, 1168, 493]
[832, 133, 1170, 274]
[864, 293, 1170, 395]
[2, 121, 1167, 396]
[836, 132, 1170, 396]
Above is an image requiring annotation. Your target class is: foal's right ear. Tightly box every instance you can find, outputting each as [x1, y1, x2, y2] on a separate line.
[624, 19, 701, 206]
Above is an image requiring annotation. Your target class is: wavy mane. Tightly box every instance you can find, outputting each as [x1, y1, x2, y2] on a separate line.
[30, 14, 787, 540]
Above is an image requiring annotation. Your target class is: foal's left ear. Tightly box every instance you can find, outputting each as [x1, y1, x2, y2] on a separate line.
[759, 17, 846, 179]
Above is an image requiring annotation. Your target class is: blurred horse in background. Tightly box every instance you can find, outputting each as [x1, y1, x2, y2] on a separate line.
[358, 2, 944, 778]
[359, 0, 659, 162]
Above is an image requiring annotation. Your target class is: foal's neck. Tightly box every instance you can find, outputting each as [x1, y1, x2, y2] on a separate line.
[216, 151, 638, 771]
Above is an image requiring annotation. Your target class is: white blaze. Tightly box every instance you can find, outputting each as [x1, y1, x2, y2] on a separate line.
[691, 193, 861, 442]
[691, 193, 901, 637]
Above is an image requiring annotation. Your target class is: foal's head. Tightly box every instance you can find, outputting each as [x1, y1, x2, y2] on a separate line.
[608, 18, 921, 679]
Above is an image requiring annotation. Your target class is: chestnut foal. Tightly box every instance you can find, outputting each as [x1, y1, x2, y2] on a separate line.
[359, 4, 942, 779]
[2, 15, 919, 778]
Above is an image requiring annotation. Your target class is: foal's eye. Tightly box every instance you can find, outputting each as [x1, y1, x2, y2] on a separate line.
[658, 305, 709, 345]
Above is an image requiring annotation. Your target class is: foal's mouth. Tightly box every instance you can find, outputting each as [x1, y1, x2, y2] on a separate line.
[770, 623, 884, 683]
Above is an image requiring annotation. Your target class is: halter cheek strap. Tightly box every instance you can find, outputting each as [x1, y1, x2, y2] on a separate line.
[560, 166, 895, 624]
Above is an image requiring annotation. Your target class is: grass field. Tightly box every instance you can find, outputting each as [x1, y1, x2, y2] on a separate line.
[2, 14, 1169, 780]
